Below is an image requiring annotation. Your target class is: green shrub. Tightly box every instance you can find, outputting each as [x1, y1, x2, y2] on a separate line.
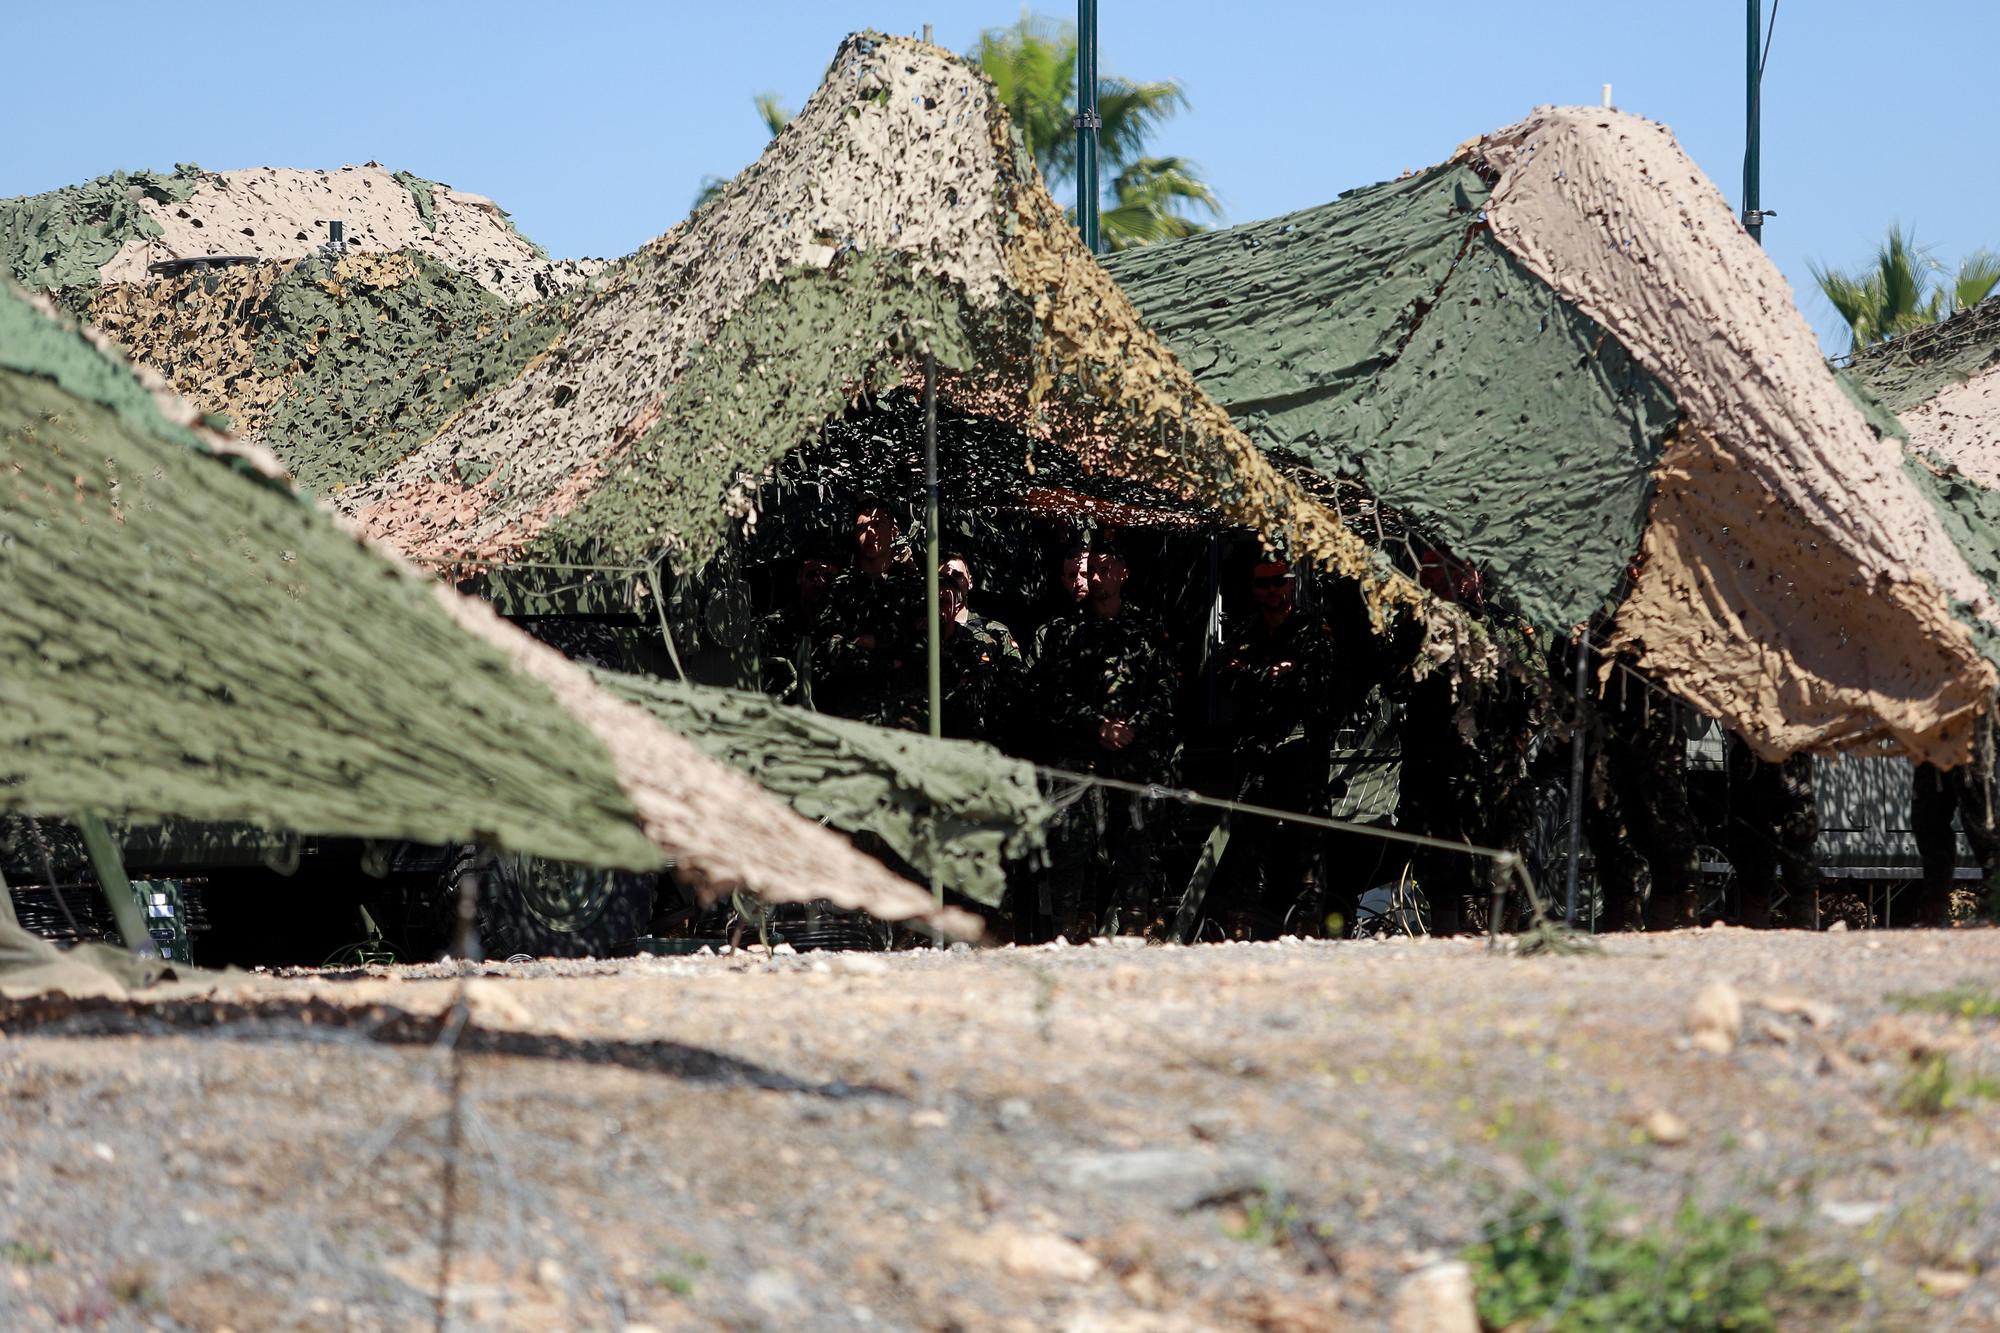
[1465, 1192, 1782, 1331]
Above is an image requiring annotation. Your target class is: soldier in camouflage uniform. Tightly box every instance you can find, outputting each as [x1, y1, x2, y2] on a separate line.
[813, 497, 922, 726]
[1213, 559, 1348, 937]
[1726, 736, 1819, 928]
[1575, 648, 1703, 931]
[1030, 545, 1179, 938]
[759, 539, 843, 708]
[881, 564, 1014, 742]
[1911, 708, 2000, 926]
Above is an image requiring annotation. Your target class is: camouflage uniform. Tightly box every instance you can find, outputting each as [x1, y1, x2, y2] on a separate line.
[883, 614, 1015, 742]
[758, 603, 818, 708]
[1031, 603, 1179, 936]
[1910, 711, 1998, 926]
[812, 560, 922, 726]
[1213, 608, 1345, 934]
[1581, 660, 1702, 931]
[1726, 736, 1819, 928]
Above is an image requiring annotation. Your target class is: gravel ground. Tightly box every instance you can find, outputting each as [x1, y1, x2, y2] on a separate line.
[2, 927, 1998, 1330]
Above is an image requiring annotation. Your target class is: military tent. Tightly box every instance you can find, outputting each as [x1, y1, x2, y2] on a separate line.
[1106, 108, 2000, 766]
[0, 282, 977, 937]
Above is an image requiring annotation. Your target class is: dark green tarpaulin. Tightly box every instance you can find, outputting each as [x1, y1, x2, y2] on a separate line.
[1104, 166, 1678, 634]
[592, 671, 1050, 908]
[0, 283, 660, 869]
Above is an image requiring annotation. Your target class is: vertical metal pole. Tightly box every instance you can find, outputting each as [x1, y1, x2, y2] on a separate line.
[1075, 0, 1101, 253]
[923, 353, 942, 742]
[1564, 634, 1589, 927]
[1742, 0, 1763, 243]
[923, 353, 944, 922]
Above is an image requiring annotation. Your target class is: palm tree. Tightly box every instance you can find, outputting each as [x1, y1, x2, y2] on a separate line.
[692, 94, 796, 210]
[1812, 225, 2000, 352]
[972, 14, 1219, 252]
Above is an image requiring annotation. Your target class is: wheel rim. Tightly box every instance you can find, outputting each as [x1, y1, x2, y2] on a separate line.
[513, 856, 624, 935]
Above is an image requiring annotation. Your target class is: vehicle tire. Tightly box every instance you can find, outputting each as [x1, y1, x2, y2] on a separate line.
[440, 847, 655, 959]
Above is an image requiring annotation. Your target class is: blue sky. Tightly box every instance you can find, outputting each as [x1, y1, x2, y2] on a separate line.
[7, 2, 1993, 349]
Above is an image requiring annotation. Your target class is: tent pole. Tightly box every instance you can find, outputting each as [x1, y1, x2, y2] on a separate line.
[75, 814, 156, 957]
[1564, 634, 1589, 927]
[1075, 0, 1101, 253]
[923, 352, 944, 921]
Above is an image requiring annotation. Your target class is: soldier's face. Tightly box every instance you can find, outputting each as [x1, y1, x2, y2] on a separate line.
[945, 557, 972, 592]
[1252, 562, 1295, 615]
[940, 573, 968, 621]
[855, 509, 896, 559]
[1087, 554, 1128, 601]
[798, 558, 838, 603]
[1061, 551, 1089, 601]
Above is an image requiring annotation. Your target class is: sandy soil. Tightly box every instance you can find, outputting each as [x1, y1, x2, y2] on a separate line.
[2, 927, 1997, 1330]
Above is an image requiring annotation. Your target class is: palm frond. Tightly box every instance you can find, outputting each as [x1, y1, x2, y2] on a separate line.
[1952, 249, 2000, 314]
[753, 93, 794, 140]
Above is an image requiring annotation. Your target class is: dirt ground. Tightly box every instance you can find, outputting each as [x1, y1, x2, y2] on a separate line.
[2, 927, 1998, 1331]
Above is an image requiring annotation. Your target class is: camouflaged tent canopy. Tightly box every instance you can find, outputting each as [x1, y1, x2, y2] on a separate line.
[330, 32, 1438, 635]
[1106, 110, 2000, 767]
[1, 163, 598, 304]
[0, 283, 978, 937]
[1845, 296, 2000, 695]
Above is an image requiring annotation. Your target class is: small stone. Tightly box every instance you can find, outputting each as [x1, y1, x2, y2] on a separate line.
[1818, 1199, 1890, 1228]
[1759, 993, 1839, 1028]
[909, 1108, 950, 1129]
[1642, 1109, 1691, 1146]
[1828, 919, 1849, 932]
[998, 1231, 1099, 1282]
[1390, 1260, 1479, 1333]
[829, 953, 889, 976]
[91, 1143, 115, 1163]
[1688, 979, 1743, 1055]
[536, 1258, 565, 1288]
[745, 1269, 807, 1315]
[1917, 1267, 1974, 1298]
[772, 942, 796, 956]
[998, 1097, 1034, 1123]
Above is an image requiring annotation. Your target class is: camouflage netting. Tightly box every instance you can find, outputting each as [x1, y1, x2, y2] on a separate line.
[69, 251, 579, 495]
[335, 32, 1437, 639]
[1847, 298, 2000, 668]
[1849, 295, 2000, 492]
[0, 167, 206, 291]
[3, 163, 597, 304]
[0, 284, 978, 936]
[593, 672, 1051, 908]
[1108, 108, 2000, 766]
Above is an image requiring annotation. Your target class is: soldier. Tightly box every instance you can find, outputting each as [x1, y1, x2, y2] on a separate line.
[1909, 710, 1998, 926]
[759, 538, 842, 707]
[1213, 558, 1346, 937]
[1029, 539, 1091, 663]
[1726, 737, 1819, 928]
[928, 563, 1014, 742]
[1030, 544, 1179, 938]
[814, 497, 922, 725]
[943, 551, 1025, 669]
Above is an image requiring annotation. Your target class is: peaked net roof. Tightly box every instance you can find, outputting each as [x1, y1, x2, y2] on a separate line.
[332, 32, 1433, 629]
[2, 163, 594, 303]
[0, 284, 976, 936]
[1108, 109, 1999, 765]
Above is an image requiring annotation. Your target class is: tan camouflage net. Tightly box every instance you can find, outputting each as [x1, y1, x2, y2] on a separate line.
[88, 164, 599, 304]
[1469, 109, 1998, 763]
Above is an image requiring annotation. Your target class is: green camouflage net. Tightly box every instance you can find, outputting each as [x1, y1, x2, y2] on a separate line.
[0, 282, 660, 869]
[593, 671, 1050, 908]
[1, 167, 208, 291]
[74, 252, 579, 496]
[1104, 169, 1678, 636]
